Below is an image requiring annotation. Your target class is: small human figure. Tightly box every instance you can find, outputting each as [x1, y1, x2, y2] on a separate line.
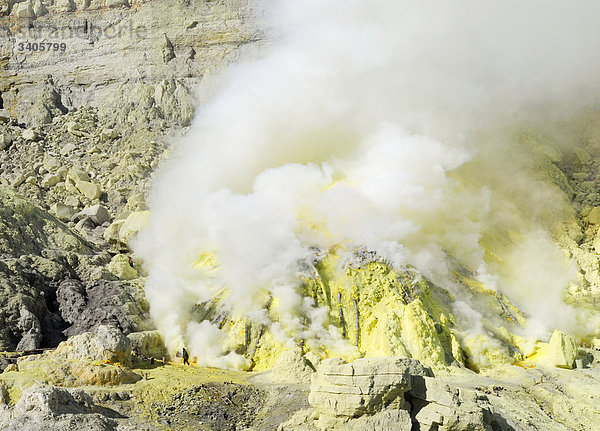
[150, 357, 155, 365]
[182, 347, 190, 365]
[127, 256, 135, 268]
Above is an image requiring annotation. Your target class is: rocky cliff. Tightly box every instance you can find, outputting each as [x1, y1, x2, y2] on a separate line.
[0, 0, 265, 350]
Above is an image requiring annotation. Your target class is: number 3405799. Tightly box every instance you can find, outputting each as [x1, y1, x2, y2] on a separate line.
[17, 42, 67, 52]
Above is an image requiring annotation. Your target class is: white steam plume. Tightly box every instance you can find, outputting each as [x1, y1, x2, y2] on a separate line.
[135, 0, 600, 366]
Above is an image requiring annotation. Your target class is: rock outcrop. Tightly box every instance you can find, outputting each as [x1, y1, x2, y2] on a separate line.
[281, 357, 508, 431]
[0, 383, 117, 430]
[11, 326, 142, 388]
[308, 357, 428, 418]
[56, 278, 149, 337]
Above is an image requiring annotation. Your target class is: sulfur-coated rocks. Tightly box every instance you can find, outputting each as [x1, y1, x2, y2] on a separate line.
[127, 330, 168, 358]
[75, 180, 101, 200]
[117, 211, 151, 247]
[52, 325, 132, 366]
[107, 254, 138, 280]
[541, 330, 578, 369]
[0, 133, 12, 150]
[267, 349, 317, 384]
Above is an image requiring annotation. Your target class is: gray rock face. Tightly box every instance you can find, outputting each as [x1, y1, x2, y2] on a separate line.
[407, 376, 499, 431]
[15, 307, 42, 351]
[57, 278, 150, 337]
[0, 187, 147, 351]
[14, 383, 94, 417]
[0, 258, 67, 350]
[0, 383, 117, 431]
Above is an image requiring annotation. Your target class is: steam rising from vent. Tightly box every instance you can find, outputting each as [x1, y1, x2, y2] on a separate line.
[135, 0, 600, 367]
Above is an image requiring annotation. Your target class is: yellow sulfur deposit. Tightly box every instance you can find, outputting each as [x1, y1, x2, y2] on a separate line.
[193, 250, 499, 371]
[527, 330, 579, 369]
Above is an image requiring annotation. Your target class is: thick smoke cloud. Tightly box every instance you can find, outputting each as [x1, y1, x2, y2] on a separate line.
[135, 0, 600, 366]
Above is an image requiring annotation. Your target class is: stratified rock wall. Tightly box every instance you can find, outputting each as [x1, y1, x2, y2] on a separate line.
[0, 0, 266, 127]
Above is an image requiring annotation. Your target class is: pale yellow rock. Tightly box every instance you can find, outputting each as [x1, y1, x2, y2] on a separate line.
[542, 330, 578, 369]
[107, 254, 138, 280]
[51, 325, 132, 366]
[103, 219, 126, 244]
[50, 203, 76, 222]
[588, 207, 600, 225]
[462, 334, 510, 371]
[67, 168, 90, 182]
[65, 178, 78, 194]
[119, 211, 151, 246]
[127, 331, 168, 358]
[267, 349, 315, 384]
[308, 357, 415, 418]
[11, 2, 35, 19]
[41, 174, 61, 188]
[17, 358, 141, 387]
[593, 232, 600, 254]
[75, 180, 101, 200]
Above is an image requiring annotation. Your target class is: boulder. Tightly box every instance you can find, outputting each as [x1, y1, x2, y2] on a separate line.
[407, 376, 495, 431]
[308, 357, 431, 418]
[11, 1, 36, 18]
[127, 330, 168, 358]
[41, 174, 62, 188]
[22, 129, 38, 141]
[269, 349, 316, 384]
[54, 0, 75, 13]
[0, 133, 12, 150]
[103, 219, 125, 244]
[3, 383, 118, 430]
[67, 169, 90, 183]
[32, 0, 47, 16]
[50, 203, 77, 222]
[99, 128, 118, 141]
[14, 384, 94, 418]
[542, 330, 578, 369]
[73, 205, 110, 226]
[75, 180, 101, 200]
[107, 254, 138, 280]
[118, 211, 151, 246]
[11, 173, 25, 187]
[106, 0, 130, 7]
[587, 207, 600, 225]
[52, 325, 132, 365]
